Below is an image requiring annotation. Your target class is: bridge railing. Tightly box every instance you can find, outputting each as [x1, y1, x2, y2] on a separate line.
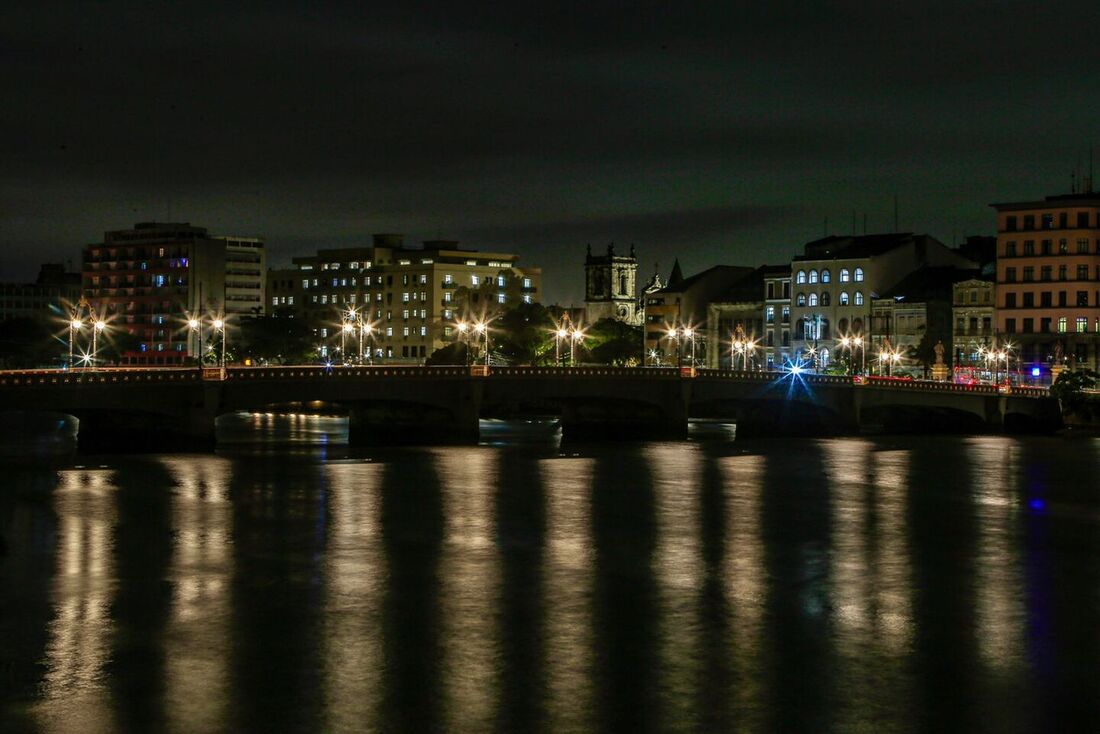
[0, 368, 202, 387]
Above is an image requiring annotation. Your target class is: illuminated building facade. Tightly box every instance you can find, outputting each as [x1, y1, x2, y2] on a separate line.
[992, 191, 1100, 371]
[266, 234, 540, 361]
[82, 222, 265, 365]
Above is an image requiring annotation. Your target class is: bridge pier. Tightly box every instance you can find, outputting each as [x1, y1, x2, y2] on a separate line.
[558, 382, 689, 440]
[345, 379, 483, 445]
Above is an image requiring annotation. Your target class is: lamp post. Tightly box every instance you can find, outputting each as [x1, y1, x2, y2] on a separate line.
[474, 322, 489, 367]
[683, 326, 696, 368]
[188, 318, 201, 363]
[456, 321, 470, 365]
[91, 319, 106, 369]
[341, 322, 354, 364]
[213, 318, 226, 369]
[68, 316, 83, 368]
[570, 327, 584, 366]
[361, 321, 373, 364]
[667, 327, 681, 369]
[555, 328, 568, 365]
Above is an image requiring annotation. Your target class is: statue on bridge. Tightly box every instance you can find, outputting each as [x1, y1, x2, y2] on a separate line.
[933, 340, 945, 365]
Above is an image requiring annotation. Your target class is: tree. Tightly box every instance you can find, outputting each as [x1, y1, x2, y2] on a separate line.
[237, 316, 319, 365]
[0, 318, 59, 368]
[489, 302, 555, 365]
[1051, 368, 1100, 419]
[582, 318, 643, 365]
[425, 341, 470, 366]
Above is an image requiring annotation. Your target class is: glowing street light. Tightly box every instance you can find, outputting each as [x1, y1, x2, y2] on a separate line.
[213, 317, 226, 368]
[360, 320, 374, 364]
[68, 316, 83, 367]
[569, 327, 585, 366]
[473, 321, 490, 367]
[340, 321, 355, 363]
[554, 327, 568, 365]
[682, 326, 696, 368]
[90, 319, 106, 369]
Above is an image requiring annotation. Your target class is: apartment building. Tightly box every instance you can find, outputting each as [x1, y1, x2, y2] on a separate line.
[992, 191, 1100, 370]
[266, 234, 540, 361]
[0, 264, 82, 322]
[82, 222, 265, 365]
[952, 278, 995, 366]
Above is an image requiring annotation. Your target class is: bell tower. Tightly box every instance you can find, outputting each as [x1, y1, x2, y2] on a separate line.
[584, 243, 640, 324]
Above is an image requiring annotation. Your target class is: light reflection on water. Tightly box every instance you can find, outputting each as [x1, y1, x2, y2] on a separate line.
[1, 434, 1100, 732]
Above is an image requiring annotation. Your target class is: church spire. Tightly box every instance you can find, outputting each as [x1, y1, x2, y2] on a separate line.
[667, 258, 684, 287]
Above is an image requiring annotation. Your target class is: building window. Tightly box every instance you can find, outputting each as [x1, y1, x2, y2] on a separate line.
[854, 291, 864, 305]
[839, 291, 849, 305]
[765, 306, 775, 324]
[1041, 266, 1052, 281]
[797, 293, 807, 307]
[1005, 292, 1016, 307]
[1078, 265, 1089, 280]
[1005, 318, 1016, 334]
[497, 293, 506, 304]
[420, 326, 427, 336]
[1005, 267, 1016, 282]
[854, 268, 864, 282]
[1059, 239, 1069, 254]
[820, 292, 830, 306]
[523, 277, 532, 288]
[522, 294, 532, 304]
[1023, 240, 1034, 256]
[1058, 317, 1067, 333]
[444, 274, 453, 284]
[1079, 239, 1090, 254]
[796, 270, 806, 284]
[1078, 291, 1089, 306]
[781, 306, 790, 323]
[808, 293, 818, 307]
[839, 268, 850, 282]
[1077, 317, 1088, 333]
[1023, 267, 1034, 282]
[809, 270, 819, 284]
[1060, 265, 1068, 280]
[472, 275, 480, 286]
[1006, 215, 1017, 231]
[1023, 292, 1034, 307]
[419, 274, 428, 285]
[821, 269, 831, 284]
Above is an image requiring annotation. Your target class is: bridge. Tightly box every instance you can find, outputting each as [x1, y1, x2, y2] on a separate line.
[0, 366, 1062, 451]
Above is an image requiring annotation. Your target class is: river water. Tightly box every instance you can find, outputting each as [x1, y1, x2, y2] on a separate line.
[2, 418, 1099, 733]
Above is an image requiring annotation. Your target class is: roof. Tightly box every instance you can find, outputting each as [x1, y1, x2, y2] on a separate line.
[793, 232, 927, 262]
[991, 191, 1100, 211]
[666, 259, 684, 287]
[655, 264, 753, 294]
[879, 266, 980, 301]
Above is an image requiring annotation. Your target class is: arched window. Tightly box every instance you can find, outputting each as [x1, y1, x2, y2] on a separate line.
[809, 293, 818, 307]
[809, 269, 819, 284]
[839, 268, 850, 282]
[854, 267, 864, 282]
[838, 317, 849, 333]
[854, 291, 864, 305]
[797, 270, 807, 284]
[821, 269, 831, 283]
[797, 292, 807, 307]
[821, 292, 830, 306]
[839, 291, 849, 305]
[619, 272, 628, 295]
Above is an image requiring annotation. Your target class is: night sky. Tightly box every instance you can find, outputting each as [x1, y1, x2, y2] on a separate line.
[4, 2, 1100, 302]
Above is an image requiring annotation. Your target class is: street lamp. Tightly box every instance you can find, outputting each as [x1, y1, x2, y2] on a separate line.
[683, 326, 696, 368]
[341, 321, 354, 364]
[570, 327, 585, 366]
[555, 327, 568, 365]
[213, 318, 226, 369]
[361, 321, 373, 364]
[667, 327, 681, 368]
[853, 336, 865, 375]
[473, 321, 489, 367]
[91, 319, 106, 369]
[68, 316, 83, 368]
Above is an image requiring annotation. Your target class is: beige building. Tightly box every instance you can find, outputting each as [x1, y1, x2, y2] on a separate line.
[790, 233, 976, 370]
[992, 191, 1100, 371]
[267, 234, 540, 362]
[952, 278, 995, 367]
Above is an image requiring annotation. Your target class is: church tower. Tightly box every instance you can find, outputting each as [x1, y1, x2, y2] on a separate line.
[584, 243, 640, 324]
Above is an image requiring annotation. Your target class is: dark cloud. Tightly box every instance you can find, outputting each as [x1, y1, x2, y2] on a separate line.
[3, 1, 1100, 302]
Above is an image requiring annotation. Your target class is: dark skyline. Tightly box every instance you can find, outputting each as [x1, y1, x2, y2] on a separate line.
[4, 1, 1100, 302]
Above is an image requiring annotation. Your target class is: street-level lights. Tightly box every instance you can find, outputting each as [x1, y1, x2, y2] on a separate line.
[683, 327, 696, 368]
[68, 316, 83, 368]
[91, 319, 106, 369]
[554, 327, 568, 365]
[473, 321, 489, 367]
[666, 327, 681, 368]
[456, 321, 470, 365]
[340, 321, 355, 363]
[213, 318, 226, 368]
[569, 327, 585, 366]
[361, 321, 373, 364]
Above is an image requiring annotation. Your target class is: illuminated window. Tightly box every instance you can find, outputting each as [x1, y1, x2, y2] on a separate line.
[1077, 317, 1088, 333]
[497, 293, 506, 304]
[839, 291, 849, 305]
[472, 275, 480, 286]
[821, 269, 831, 283]
[1058, 317, 1067, 333]
[854, 291, 864, 305]
[809, 270, 819, 284]
[797, 270, 807, 284]
[854, 268, 864, 282]
[797, 293, 807, 307]
[809, 293, 818, 306]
